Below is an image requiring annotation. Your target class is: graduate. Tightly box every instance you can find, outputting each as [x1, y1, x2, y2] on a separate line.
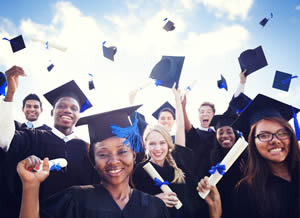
[199, 94, 300, 218]
[132, 84, 206, 217]
[0, 66, 98, 218]
[17, 105, 170, 218]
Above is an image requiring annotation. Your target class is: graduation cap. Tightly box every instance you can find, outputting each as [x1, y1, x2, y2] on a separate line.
[3, 35, 26, 53]
[102, 41, 117, 61]
[149, 56, 185, 89]
[238, 45, 268, 76]
[217, 74, 228, 91]
[210, 114, 237, 130]
[272, 71, 298, 92]
[0, 72, 7, 96]
[43, 80, 92, 113]
[76, 105, 143, 152]
[163, 19, 175, 32]
[88, 80, 95, 90]
[47, 64, 55, 72]
[129, 111, 148, 137]
[229, 93, 252, 115]
[152, 101, 175, 120]
[232, 94, 300, 140]
[259, 12, 273, 27]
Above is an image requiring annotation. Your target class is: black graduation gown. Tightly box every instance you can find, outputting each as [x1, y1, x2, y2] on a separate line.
[1, 128, 99, 218]
[132, 145, 201, 218]
[40, 184, 170, 218]
[14, 120, 52, 131]
[232, 171, 299, 218]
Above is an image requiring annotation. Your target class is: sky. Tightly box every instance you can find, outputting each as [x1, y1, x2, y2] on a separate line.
[1, 0, 300, 142]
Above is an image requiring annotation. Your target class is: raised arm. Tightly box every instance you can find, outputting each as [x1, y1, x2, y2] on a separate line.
[181, 95, 192, 132]
[17, 156, 49, 218]
[172, 83, 185, 147]
[0, 66, 26, 150]
[234, 69, 247, 98]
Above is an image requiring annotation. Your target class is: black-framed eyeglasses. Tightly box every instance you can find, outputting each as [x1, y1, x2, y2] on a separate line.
[255, 130, 291, 142]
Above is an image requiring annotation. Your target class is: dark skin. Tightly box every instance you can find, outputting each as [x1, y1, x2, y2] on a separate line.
[5, 65, 79, 136]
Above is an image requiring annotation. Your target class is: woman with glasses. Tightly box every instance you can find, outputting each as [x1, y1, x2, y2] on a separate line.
[230, 94, 299, 218]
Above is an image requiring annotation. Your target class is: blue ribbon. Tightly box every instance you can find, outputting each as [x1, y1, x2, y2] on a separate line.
[270, 12, 273, 19]
[208, 163, 226, 176]
[292, 106, 300, 141]
[281, 75, 298, 84]
[0, 81, 7, 96]
[236, 99, 252, 114]
[50, 163, 63, 172]
[154, 177, 170, 188]
[163, 17, 168, 21]
[88, 73, 93, 77]
[155, 80, 162, 87]
[102, 41, 106, 46]
[80, 98, 92, 113]
[219, 82, 226, 89]
[2, 37, 17, 44]
[46, 41, 49, 49]
[186, 86, 191, 91]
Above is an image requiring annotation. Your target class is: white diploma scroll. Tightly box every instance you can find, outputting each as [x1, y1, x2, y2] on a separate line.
[143, 162, 183, 209]
[30, 38, 68, 52]
[181, 80, 197, 102]
[34, 158, 68, 172]
[198, 137, 248, 199]
[139, 80, 153, 90]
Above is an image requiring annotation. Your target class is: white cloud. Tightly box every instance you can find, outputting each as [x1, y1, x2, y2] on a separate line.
[296, 5, 300, 10]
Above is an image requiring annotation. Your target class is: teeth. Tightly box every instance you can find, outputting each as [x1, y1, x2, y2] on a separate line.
[109, 169, 121, 173]
[270, 148, 282, 153]
[61, 116, 72, 120]
[223, 140, 231, 143]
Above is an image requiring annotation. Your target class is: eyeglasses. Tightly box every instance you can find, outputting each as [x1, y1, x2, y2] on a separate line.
[255, 130, 291, 142]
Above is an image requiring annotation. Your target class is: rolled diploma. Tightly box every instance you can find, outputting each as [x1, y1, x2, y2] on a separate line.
[139, 80, 153, 90]
[30, 38, 68, 52]
[143, 162, 183, 209]
[198, 137, 248, 199]
[181, 80, 197, 102]
[34, 158, 68, 172]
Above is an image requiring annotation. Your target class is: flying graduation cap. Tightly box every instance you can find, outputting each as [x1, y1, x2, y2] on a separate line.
[0, 72, 7, 96]
[217, 74, 228, 91]
[88, 73, 95, 90]
[102, 41, 117, 61]
[163, 18, 175, 32]
[272, 71, 298, 92]
[76, 105, 143, 152]
[3, 35, 26, 53]
[43, 80, 92, 113]
[149, 56, 185, 89]
[259, 12, 273, 27]
[47, 64, 55, 72]
[238, 45, 268, 76]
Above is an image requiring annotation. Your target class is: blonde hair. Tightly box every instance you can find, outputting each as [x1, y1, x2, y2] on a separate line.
[143, 124, 185, 184]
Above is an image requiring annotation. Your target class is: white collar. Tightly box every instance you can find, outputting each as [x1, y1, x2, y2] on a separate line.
[198, 126, 215, 132]
[51, 126, 77, 142]
[25, 119, 43, 128]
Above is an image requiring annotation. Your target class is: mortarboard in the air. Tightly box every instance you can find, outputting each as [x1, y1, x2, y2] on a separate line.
[43, 80, 92, 113]
[102, 41, 117, 61]
[217, 74, 228, 91]
[238, 45, 268, 76]
[6, 35, 26, 53]
[149, 56, 185, 89]
[210, 114, 237, 130]
[89, 80, 95, 90]
[232, 94, 300, 141]
[47, 64, 55, 72]
[76, 105, 143, 152]
[259, 18, 269, 27]
[272, 71, 295, 92]
[163, 20, 175, 32]
[0, 72, 7, 96]
[152, 101, 175, 120]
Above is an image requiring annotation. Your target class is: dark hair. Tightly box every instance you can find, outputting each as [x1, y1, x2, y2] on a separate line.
[22, 94, 42, 108]
[238, 117, 300, 217]
[158, 108, 175, 120]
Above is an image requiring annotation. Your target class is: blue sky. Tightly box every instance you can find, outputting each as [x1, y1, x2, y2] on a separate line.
[1, 0, 300, 141]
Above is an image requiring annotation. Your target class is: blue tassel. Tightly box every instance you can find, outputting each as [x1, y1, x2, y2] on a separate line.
[155, 80, 162, 87]
[110, 113, 143, 153]
[2, 37, 17, 44]
[281, 75, 298, 84]
[208, 163, 226, 176]
[236, 99, 252, 114]
[154, 177, 169, 188]
[80, 98, 92, 113]
[292, 106, 300, 141]
[50, 163, 63, 172]
[0, 81, 7, 96]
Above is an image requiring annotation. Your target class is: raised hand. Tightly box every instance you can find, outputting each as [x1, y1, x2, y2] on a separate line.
[5, 65, 26, 101]
[17, 155, 50, 187]
[240, 69, 247, 85]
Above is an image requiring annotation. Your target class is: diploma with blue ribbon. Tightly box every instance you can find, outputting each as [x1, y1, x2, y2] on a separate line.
[198, 137, 248, 199]
[143, 162, 182, 209]
[34, 158, 68, 173]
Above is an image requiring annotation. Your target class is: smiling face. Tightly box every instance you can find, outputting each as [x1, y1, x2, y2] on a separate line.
[216, 126, 236, 149]
[93, 137, 136, 186]
[198, 105, 214, 128]
[22, 99, 43, 122]
[52, 97, 80, 129]
[254, 119, 290, 165]
[145, 130, 169, 167]
[158, 111, 175, 132]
